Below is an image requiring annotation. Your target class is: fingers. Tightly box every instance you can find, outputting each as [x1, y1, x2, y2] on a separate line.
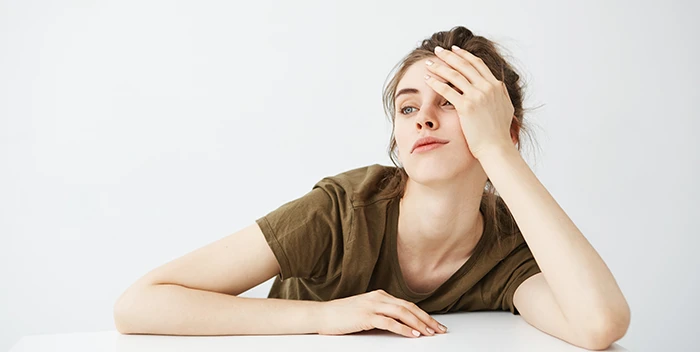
[424, 74, 464, 108]
[397, 300, 447, 335]
[425, 59, 474, 95]
[367, 291, 445, 337]
[447, 45, 501, 85]
[432, 46, 493, 92]
[425, 57, 486, 96]
[371, 315, 421, 338]
[375, 303, 436, 337]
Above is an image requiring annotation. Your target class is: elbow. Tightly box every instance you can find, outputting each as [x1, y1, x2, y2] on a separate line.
[578, 308, 631, 351]
[113, 297, 133, 334]
[113, 288, 142, 335]
[113, 283, 162, 334]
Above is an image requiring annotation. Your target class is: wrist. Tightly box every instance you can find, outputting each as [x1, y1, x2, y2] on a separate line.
[307, 300, 328, 334]
[474, 143, 518, 161]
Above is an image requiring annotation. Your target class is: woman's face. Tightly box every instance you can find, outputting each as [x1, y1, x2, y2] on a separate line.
[393, 57, 479, 183]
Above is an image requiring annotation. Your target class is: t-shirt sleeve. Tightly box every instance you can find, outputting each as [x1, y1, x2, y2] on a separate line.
[255, 178, 348, 281]
[497, 240, 542, 315]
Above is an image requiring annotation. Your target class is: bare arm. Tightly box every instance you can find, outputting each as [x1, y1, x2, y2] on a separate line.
[113, 222, 323, 335]
[114, 284, 323, 335]
[479, 146, 630, 349]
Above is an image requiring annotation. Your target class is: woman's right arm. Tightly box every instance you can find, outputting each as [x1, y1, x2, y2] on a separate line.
[113, 222, 445, 337]
[113, 222, 324, 335]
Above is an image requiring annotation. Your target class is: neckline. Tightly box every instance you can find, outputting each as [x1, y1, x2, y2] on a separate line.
[387, 194, 491, 300]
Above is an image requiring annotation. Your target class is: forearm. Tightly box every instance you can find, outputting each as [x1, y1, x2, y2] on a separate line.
[478, 147, 630, 330]
[114, 284, 322, 336]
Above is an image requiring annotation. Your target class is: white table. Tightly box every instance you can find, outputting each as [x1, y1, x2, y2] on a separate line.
[10, 311, 628, 351]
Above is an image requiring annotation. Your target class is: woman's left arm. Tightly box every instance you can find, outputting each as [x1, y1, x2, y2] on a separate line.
[423, 45, 630, 349]
[478, 146, 631, 350]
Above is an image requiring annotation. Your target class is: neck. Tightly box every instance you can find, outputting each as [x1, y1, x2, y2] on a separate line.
[397, 170, 487, 268]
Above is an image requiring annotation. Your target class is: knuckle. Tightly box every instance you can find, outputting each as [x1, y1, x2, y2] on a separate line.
[395, 321, 411, 335]
[447, 70, 461, 80]
[402, 300, 419, 312]
[392, 305, 408, 315]
[369, 315, 383, 328]
[389, 304, 407, 317]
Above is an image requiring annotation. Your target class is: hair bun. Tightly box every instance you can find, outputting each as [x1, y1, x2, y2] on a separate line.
[422, 26, 474, 51]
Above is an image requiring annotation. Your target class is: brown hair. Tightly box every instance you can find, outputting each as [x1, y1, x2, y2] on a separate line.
[381, 26, 541, 249]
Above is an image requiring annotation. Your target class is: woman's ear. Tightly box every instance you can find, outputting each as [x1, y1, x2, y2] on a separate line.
[510, 116, 520, 146]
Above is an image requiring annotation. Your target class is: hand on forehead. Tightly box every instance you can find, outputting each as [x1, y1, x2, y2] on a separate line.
[397, 57, 455, 95]
[423, 57, 450, 84]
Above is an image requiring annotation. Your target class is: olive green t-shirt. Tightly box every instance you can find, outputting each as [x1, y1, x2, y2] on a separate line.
[255, 164, 541, 315]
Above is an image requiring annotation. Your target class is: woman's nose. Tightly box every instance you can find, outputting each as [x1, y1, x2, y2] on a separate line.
[415, 107, 439, 130]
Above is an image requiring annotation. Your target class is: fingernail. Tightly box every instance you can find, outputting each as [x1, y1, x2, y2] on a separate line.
[451, 45, 461, 51]
[439, 324, 447, 332]
[426, 327, 435, 335]
[412, 329, 421, 337]
[434, 46, 444, 53]
[425, 59, 433, 66]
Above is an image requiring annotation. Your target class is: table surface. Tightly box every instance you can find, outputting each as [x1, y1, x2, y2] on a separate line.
[10, 311, 627, 352]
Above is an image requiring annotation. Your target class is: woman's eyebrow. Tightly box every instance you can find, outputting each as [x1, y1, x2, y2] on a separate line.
[395, 88, 419, 100]
[395, 82, 457, 100]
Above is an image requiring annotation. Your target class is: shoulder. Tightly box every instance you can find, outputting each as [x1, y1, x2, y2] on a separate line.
[313, 164, 401, 207]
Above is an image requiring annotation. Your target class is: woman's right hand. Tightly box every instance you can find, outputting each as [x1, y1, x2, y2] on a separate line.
[315, 289, 448, 338]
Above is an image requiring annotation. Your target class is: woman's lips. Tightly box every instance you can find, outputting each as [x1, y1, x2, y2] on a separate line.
[412, 142, 447, 153]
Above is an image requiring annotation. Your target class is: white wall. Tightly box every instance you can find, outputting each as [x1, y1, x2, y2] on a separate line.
[2, 1, 698, 351]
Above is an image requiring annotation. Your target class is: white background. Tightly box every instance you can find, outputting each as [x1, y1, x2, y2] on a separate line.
[1, 1, 698, 351]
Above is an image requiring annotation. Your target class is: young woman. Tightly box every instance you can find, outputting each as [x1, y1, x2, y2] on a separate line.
[113, 26, 630, 350]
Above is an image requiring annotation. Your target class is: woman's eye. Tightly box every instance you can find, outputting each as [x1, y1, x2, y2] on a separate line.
[400, 106, 417, 115]
[399, 101, 452, 115]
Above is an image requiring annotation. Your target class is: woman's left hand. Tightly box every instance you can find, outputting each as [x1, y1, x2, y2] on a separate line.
[424, 45, 516, 160]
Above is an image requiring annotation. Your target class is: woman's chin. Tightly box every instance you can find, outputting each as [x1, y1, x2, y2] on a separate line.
[405, 156, 478, 181]
[406, 164, 459, 183]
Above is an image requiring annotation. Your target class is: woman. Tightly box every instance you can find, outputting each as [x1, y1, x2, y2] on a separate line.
[113, 26, 630, 350]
